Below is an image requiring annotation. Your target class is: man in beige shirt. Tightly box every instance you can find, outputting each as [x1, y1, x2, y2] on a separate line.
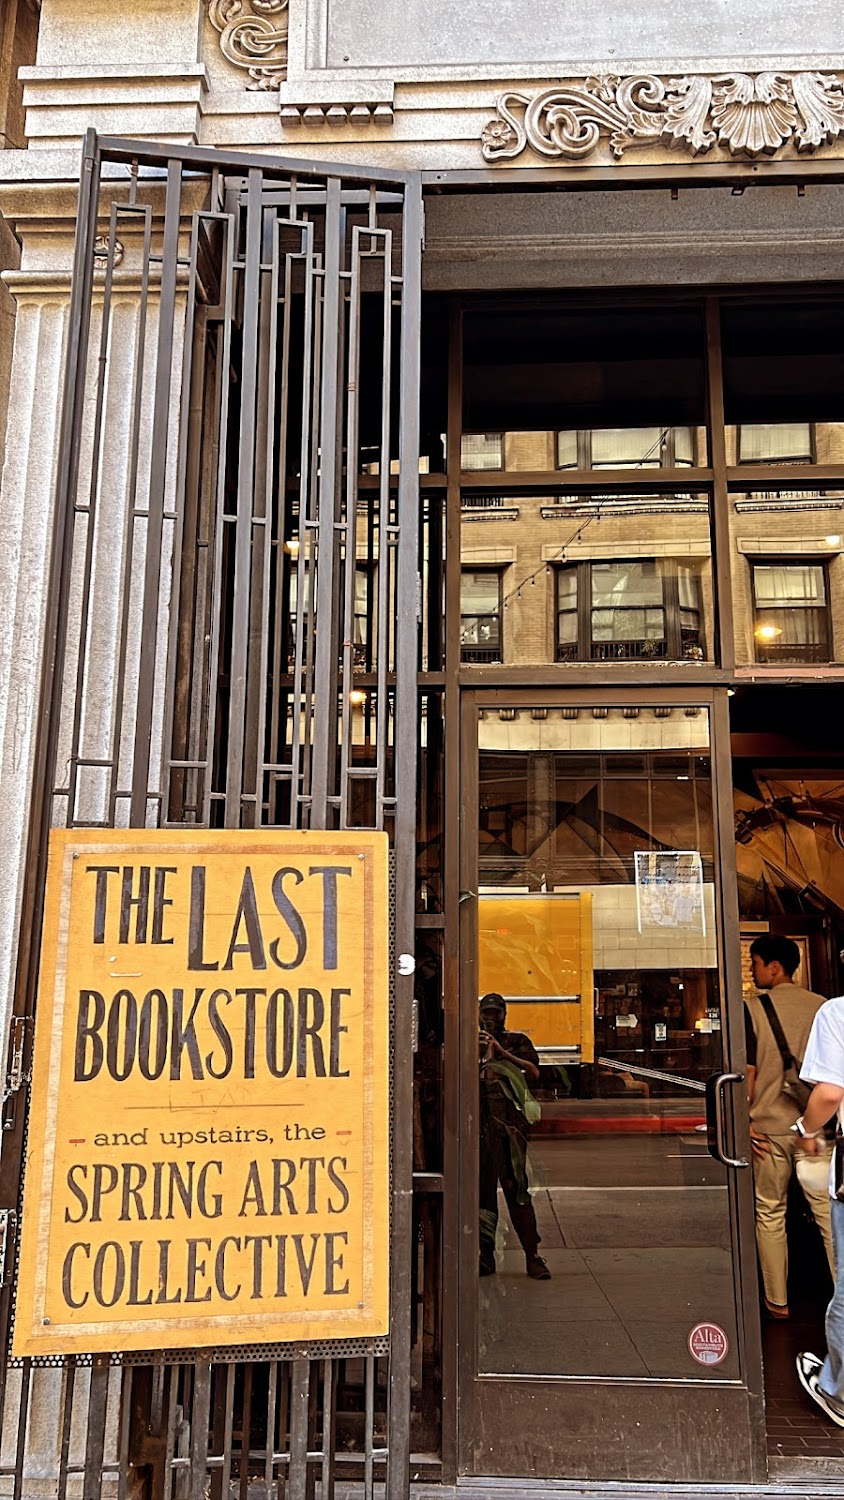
[745, 934, 835, 1318]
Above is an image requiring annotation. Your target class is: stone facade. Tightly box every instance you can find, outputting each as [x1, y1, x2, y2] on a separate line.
[0, 1, 36, 479]
[0, 0, 843, 1489]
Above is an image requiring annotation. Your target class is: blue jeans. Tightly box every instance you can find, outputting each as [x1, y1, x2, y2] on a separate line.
[821, 1197, 844, 1412]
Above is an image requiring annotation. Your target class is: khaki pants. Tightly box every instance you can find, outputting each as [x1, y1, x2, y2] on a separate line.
[753, 1131, 835, 1308]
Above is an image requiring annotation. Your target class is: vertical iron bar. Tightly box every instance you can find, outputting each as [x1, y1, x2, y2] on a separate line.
[375, 228, 394, 826]
[301, 253, 324, 823]
[288, 224, 318, 828]
[116, 1364, 134, 1500]
[310, 179, 343, 827]
[320, 1359, 337, 1500]
[188, 1357, 212, 1500]
[83, 1355, 111, 1500]
[267, 220, 295, 820]
[287, 1359, 311, 1500]
[265, 1359, 279, 1496]
[219, 1362, 236, 1500]
[109, 203, 153, 823]
[202, 210, 236, 826]
[12, 1359, 31, 1500]
[224, 168, 263, 828]
[244, 202, 277, 824]
[57, 1356, 77, 1500]
[363, 1355, 375, 1500]
[386, 172, 423, 1500]
[162, 1363, 180, 1500]
[165, 299, 208, 823]
[160, 206, 204, 823]
[129, 157, 184, 826]
[338, 224, 363, 827]
[238, 1361, 253, 1500]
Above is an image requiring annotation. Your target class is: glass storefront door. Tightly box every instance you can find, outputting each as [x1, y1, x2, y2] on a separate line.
[457, 689, 765, 1483]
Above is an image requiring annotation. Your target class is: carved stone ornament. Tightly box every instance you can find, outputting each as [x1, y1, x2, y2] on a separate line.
[93, 235, 125, 268]
[481, 72, 844, 162]
[207, 0, 289, 90]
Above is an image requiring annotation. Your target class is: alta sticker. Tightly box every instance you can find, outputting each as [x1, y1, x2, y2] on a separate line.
[688, 1321, 729, 1366]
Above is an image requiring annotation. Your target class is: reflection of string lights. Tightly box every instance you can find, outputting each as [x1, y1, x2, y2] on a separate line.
[500, 427, 674, 610]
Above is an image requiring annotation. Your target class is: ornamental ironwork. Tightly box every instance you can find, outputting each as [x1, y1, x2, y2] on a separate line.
[207, 0, 289, 89]
[481, 72, 844, 162]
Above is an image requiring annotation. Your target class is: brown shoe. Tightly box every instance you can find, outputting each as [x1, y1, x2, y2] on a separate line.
[526, 1255, 551, 1280]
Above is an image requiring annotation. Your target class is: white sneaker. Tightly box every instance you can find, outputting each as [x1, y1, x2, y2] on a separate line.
[796, 1351, 844, 1429]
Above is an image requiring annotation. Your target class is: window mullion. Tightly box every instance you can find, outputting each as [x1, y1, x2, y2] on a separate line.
[578, 561, 591, 658]
[663, 562, 682, 660]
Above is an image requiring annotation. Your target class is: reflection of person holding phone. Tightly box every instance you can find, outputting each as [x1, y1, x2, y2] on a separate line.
[478, 993, 551, 1280]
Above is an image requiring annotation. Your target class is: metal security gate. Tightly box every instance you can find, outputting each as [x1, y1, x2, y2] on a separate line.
[0, 133, 422, 1498]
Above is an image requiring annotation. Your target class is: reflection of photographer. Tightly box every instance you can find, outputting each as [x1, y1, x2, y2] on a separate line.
[478, 993, 550, 1280]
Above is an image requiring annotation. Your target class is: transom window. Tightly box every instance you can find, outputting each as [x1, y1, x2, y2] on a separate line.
[461, 570, 502, 662]
[461, 433, 504, 471]
[556, 559, 705, 663]
[738, 423, 814, 464]
[752, 562, 831, 664]
[556, 427, 696, 470]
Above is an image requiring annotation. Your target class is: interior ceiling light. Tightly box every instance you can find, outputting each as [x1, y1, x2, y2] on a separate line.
[284, 537, 300, 555]
[349, 688, 367, 706]
[755, 623, 783, 641]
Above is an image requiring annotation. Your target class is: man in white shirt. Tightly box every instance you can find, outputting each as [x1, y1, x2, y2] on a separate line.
[795, 995, 844, 1426]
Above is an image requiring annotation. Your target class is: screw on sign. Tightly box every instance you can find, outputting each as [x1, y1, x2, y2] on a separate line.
[688, 1321, 729, 1367]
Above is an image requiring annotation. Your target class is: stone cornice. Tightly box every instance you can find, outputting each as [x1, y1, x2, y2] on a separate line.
[481, 72, 844, 162]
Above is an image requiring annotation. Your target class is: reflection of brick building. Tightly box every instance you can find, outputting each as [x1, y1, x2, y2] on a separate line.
[462, 421, 844, 669]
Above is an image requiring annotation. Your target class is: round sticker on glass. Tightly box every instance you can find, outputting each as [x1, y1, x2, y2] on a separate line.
[688, 1321, 729, 1366]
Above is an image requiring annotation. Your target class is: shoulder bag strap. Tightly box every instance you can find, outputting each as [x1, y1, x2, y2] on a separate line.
[759, 992, 797, 1069]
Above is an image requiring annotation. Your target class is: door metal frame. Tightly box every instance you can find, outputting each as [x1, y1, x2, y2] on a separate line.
[454, 683, 766, 1484]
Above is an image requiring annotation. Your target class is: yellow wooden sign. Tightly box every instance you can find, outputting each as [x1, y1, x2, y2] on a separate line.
[478, 893, 594, 1062]
[14, 829, 390, 1355]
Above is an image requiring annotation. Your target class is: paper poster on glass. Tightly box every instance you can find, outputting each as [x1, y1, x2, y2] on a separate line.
[634, 850, 706, 936]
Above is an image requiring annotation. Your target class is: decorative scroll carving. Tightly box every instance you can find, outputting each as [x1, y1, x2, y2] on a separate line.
[208, 0, 288, 90]
[481, 71, 844, 162]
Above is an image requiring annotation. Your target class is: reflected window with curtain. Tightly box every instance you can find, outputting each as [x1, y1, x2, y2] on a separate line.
[738, 423, 814, 463]
[461, 569, 503, 662]
[556, 559, 705, 662]
[461, 433, 504, 471]
[556, 427, 696, 470]
[752, 561, 831, 663]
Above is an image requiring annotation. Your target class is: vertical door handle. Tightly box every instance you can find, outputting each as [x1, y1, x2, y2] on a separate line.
[705, 1072, 750, 1168]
